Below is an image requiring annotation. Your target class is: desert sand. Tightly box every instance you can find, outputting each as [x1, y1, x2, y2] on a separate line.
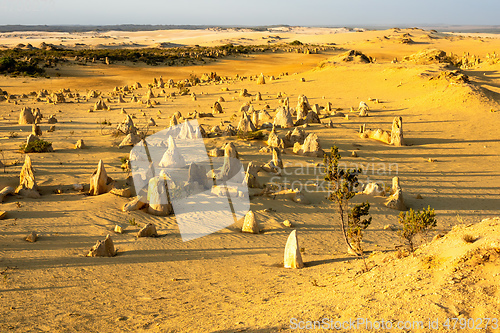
[0, 27, 499, 332]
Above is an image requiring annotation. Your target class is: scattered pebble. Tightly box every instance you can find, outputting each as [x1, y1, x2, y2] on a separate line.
[114, 225, 123, 234]
[72, 184, 84, 191]
[25, 231, 38, 242]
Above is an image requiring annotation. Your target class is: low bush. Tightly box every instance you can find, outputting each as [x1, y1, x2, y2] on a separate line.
[20, 139, 53, 153]
[398, 206, 437, 252]
[0, 56, 45, 77]
[237, 130, 264, 141]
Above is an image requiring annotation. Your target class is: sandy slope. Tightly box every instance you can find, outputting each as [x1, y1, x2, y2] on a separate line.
[0, 28, 499, 332]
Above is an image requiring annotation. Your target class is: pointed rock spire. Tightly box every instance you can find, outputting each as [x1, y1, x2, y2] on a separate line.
[257, 73, 266, 85]
[242, 211, 259, 234]
[385, 176, 407, 210]
[119, 133, 141, 148]
[89, 160, 114, 195]
[170, 114, 179, 127]
[284, 230, 304, 269]
[237, 112, 257, 132]
[273, 106, 294, 128]
[19, 107, 35, 125]
[137, 223, 159, 237]
[390, 116, 404, 146]
[159, 136, 186, 168]
[15, 155, 40, 198]
[87, 234, 116, 257]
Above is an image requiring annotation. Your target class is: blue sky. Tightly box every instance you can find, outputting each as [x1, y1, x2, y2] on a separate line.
[0, 0, 498, 26]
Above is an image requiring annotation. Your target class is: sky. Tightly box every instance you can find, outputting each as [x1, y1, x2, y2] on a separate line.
[0, 0, 498, 27]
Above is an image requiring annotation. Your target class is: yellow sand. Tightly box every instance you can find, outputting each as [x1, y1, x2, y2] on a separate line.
[0, 27, 499, 332]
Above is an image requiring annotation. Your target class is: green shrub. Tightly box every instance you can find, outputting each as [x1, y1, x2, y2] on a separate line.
[189, 73, 200, 86]
[0, 56, 45, 77]
[0, 43, 336, 71]
[128, 218, 140, 227]
[0, 57, 16, 71]
[237, 130, 264, 141]
[20, 139, 53, 153]
[178, 87, 190, 96]
[120, 156, 131, 173]
[398, 206, 437, 252]
[347, 201, 372, 256]
[324, 146, 371, 270]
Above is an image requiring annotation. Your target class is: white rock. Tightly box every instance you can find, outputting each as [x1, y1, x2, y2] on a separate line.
[72, 184, 84, 191]
[0, 186, 15, 202]
[363, 182, 385, 196]
[159, 136, 186, 168]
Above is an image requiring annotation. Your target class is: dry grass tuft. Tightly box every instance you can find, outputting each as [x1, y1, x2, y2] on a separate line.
[462, 234, 477, 243]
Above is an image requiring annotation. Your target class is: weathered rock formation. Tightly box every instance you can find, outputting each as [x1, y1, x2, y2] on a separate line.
[89, 160, 114, 195]
[32, 124, 42, 136]
[213, 101, 223, 114]
[293, 133, 324, 157]
[243, 162, 261, 189]
[385, 176, 407, 211]
[137, 223, 159, 237]
[239, 88, 251, 97]
[0, 186, 15, 202]
[390, 116, 404, 146]
[187, 162, 210, 189]
[284, 230, 304, 269]
[262, 148, 283, 174]
[257, 73, 266, 85]
[159, 136, 186, 168]
[75, 139, 86, 149]
[242, 211, 259, 234]
[237, 112, 257, 132]
[87, 234, 116, 257]
[360, 117, 404, 146]
[117, 115, 137, 135]
[266, 125, 285, 148]
[122, 196, 148, 212]
[93, 99, 107, 111]
[362, 182, 386, 196]
[119, 133, 141, 148]
[147, 175, 173, 216]
[273, 106, 294, 128]
[19, 107, 35, 124]
[15, 155, 40, 198]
